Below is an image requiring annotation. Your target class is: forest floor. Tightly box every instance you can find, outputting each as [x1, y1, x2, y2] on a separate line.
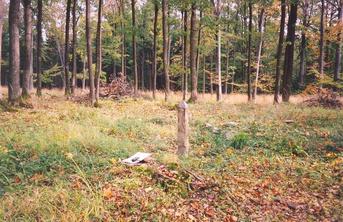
[0, 89, 342, 221]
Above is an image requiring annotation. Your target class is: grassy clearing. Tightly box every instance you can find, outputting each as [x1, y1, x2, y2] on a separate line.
[0, 90, 342, 221]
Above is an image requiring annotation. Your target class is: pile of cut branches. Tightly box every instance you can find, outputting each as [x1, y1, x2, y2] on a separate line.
[303, 88, 342, 109]
[100, 73, 133, 99]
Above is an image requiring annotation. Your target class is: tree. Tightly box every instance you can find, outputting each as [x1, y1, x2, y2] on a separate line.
[274, 0, 286, 104]
[190, 3, 198, 102]
[8, 0, 21, 103]
[162, 0, 170, 101]
[36, 0, 42, 96]
[95, 0, 103, 103]
[281, 0, 298, 102]
[132, 0, 138, 95]
[213, 0, 222, 102]
[247, 1, 253, 101]
[152, 1, 158, 99]
[253, 8, 265, 101]
[299, 0, 309, 87]
[334, 0, 342, 81]
[64, 0, 72, 96]
[319, 0, 325, 82]
[71, 0, 78, 94]
[0, 0, 5, 99]
[22, 0, 33, 98]
[86, 0, 95, 105]
[182, 10, 188, 100]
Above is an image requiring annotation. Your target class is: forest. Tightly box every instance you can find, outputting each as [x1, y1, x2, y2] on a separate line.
[0, 0, 342, 221]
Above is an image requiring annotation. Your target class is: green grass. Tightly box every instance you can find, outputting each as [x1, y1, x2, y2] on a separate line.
[0, 93, 342, 221]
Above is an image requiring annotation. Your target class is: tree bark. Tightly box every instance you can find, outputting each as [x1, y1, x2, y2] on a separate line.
[64, 0, 72, 96]
[71, 0, 77, 95]
[95, 0, 103, 103]
[253, 8, 265, 101]
[190, 3, 198, 102]
[182, 10, 188, 100]
[22, 0, 32, 98]
[299, 0, 308, 87]
[0, 0, 4, 99]
[36, 0, 42, 96]
[247, 2, 252, 101]
[8, 0, 21, 103]
[152, 2, 158, 99]
[203, 56, 206, 95]
[274, 0, 286, 104]
[162, 0, 170, 101]
[141, 51, 145, 90]
[86, 0, 95, 105]
[319, 0, 325, 82]
[120, 0, 125, 76]
[334, 1, 343, 81]
[215, 0, 222, 102]
[281, 0, 298, 102]
[132, 0, 138, 95]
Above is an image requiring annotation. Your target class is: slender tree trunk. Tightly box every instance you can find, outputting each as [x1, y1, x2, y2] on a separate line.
[195, 10, 202, 93]
[64, 0, 72, 96]
[215, 0, 222, 102]
[36, 0, 43, 96]
[281, 0, 298, 102]
[86, 0, 95, 105]
[162, 0, 170, 101]
[131, 0, 138, 95]
[152, 3, 158, 99]
[299, 0, 308, 87]
[247, 2, 252, 101]
[203, 56, 206, 95]
[8, 0, 21, 103]
[319, 0, 325, 82]
[120, 0, 125, 76]
[274, 0, 286, 104]
[71, 0, 77, 95]
[253, 8, 265, 101]
[210, 55, 213, 95]
[22, 0, 32, 98]
[334, 1, 343, 81]
[0, 0, 4, 99]
[190, 3, 198, 102]
[141, 51, 145, 90]
[82, 56, 86, 91]
[182, 10, 188, 100]
[95, 0, 103, 103]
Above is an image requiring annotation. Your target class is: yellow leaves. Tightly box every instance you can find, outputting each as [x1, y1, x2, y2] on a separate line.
[103, 187, 113, 199]
[226, 147, 234, 156]
[0, 145, 8, 154]
[65, 152, 74, 159]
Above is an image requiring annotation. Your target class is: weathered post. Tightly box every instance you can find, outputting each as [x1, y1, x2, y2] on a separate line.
[177, 101, 190, 156]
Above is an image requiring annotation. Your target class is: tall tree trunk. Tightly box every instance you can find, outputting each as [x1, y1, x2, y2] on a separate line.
[182, 10, 188, 100]
[281, 0, 298, 102]
[274, 0, 286, 104]
[247, 2, 252, 101]
[36, 0, 42, 96]
[132, 0, 138, 95]
[162, 0, 170, 101]
[152, 2, 158, 99]
[253, 8, 265, 101]
[190, 3, 198, 102]
[95, 0, 103, 103]
[319, 0, 325, 82]
[141, 51, 145, 90]
[8, 0, 21, 103]
[210, 55, 213, 95]
[121, 0, 125, 76]
[0, 0, 4, 99]
[203, 56, 206, 95]
[86, 0, 95, 105]
[64, 0, 72, 96]
[196, 10, 202, 82]
[215, 0, 222, 102]
[299, 0, 308, 87]
[82, 56, 86, 91]
[334, 1, 343, 81]
[22, 0, 32, 98]
[71, 0, 77, 95]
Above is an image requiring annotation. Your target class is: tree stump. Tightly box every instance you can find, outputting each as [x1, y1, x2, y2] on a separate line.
[177, 101, 190, 156]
